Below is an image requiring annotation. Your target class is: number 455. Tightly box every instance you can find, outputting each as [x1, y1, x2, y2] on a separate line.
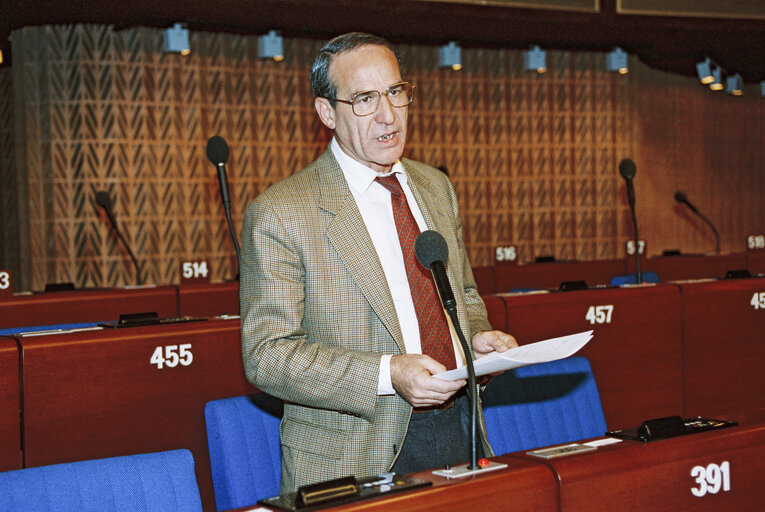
[750, 292, 765, 310]
[150, 344, 193, 369]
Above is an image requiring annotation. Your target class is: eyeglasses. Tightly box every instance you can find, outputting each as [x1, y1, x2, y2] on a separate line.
[327, 82, 414, 117]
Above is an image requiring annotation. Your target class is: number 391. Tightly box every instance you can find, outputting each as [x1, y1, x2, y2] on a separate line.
[690, 461, 730, 497]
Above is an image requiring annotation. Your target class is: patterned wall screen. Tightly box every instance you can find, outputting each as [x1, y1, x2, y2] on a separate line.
[3, 25, 763, 290]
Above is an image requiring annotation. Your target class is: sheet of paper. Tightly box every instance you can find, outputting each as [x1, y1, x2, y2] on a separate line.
[434, 330, 593, 381]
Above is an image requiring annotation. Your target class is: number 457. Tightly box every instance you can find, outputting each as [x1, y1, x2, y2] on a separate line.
[150, 344, 193, 369]
[750, 292, 765, 310]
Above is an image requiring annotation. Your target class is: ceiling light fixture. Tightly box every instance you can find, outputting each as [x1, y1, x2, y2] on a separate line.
[258, 30, 284, 61]
[605, 47, 628, 74]
[696, 58, 713, 85]
[438, 41, 462, 71]
[523, 45, 546, 74]
[708, 66, 724, 91]
[726, 73, 743, 96]
[163, 23, 190, 56]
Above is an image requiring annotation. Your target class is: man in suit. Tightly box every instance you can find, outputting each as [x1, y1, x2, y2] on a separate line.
[241, 32, 517, 493]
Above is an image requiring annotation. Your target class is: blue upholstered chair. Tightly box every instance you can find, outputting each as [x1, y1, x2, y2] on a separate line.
[0, 449, 202, 512]
[482, 356, 607, 455]
[610, 271, 660, 286]
[204, 393, 283, 511]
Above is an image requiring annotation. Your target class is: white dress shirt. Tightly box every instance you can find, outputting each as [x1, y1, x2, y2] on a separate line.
[330, 138, 463, 395]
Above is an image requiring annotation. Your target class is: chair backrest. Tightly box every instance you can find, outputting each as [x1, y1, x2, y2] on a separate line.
[610, 271, 660, 286]
[482, 356, 607, 455]
[0, 449, 202, 512]
[204, 393, 283, 511]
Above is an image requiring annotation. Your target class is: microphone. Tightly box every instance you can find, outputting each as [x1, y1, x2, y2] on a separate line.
[95, 190, 143, 285]
[618, 158, 641, 283]
[415, 230, 456, 313]
[415, 230, 479, 472]
[206, 135, 241, 274]
[618, 158, 637, 208]
[674, 191, 720, 254]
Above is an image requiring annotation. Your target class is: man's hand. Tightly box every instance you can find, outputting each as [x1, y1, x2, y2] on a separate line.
[472, 330, 518, 358]
[472, 330, 518, 385]
[390, 354, 466, 408]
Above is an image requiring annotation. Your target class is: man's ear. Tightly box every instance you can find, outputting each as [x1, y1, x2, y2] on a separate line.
[315, 97, 336, 130]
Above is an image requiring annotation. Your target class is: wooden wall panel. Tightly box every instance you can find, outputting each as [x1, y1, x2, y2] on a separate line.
[631, 63, 765, 257]
[0, 69, 17, 277]
[4, 24, 763, 290]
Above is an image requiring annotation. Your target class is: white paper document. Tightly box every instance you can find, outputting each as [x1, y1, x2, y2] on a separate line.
[435, 330, 593, 381]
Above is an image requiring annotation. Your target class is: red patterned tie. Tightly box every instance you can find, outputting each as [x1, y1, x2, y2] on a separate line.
[376, 175, 457, 370]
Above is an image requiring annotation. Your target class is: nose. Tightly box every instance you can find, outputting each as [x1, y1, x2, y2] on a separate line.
[374, 93, 396, 124]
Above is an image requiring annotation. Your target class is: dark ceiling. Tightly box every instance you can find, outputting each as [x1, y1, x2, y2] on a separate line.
[1, 0, 764, 82]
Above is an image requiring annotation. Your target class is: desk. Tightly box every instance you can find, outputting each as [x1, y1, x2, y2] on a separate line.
[0, 285, 179, 329]
[494, 259, 627, 292]
[0, 338, 21, 471]
[680, 277, 765, 420]
[748, 251, 765, 276]
[471, 266, 496, 295]
[245, 424, 765, 512]
[235, 455, 557, 512]
[628, 253, 748, 282]
[177, 281, 239, 318]
[18, 318, 255, 512]
[499, 284, 684, 429]
[510, 422, 765, 511]
[482, 294, 508, 332]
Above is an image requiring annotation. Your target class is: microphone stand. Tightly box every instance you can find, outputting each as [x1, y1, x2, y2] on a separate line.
[625, 184, 642, 284]
[217, 163, 241, 272]
[429, 262, 506, 478]
[692, 209, 721, 255]
[630, 206, 642, 284]
[101, 204, 143, 286]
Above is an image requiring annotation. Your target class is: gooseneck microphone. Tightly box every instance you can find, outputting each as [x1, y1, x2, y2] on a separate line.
[674, 191, 720, 254]
[206, 135, 241, 273]
[618, 158, 637, 208]
[618, 158, 641, 283]
[95, 190, 143, 285]
[415, 230, 479, 471]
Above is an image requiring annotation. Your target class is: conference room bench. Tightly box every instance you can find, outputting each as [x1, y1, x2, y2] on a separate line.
[234, 421, 765, 512]
[0, 285, 179, 329]
[626, 252, 749, 282]
[471, 265, 496, 295]
[506, 420, 765, 511]
[0, 337, 21, 472]
[748, 250, 765, 276]
[679, 276, 765, 422]
[14, 317, 255, 512]
[493, 258, 628, 293]
[177, 280, 240, 318]
[494, 283, 684, 430]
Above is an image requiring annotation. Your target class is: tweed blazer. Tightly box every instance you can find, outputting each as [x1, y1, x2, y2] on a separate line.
[240, 148, 494, 492]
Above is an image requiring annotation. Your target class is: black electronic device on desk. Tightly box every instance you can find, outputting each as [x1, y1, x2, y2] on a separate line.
[606, 416, 737, 442]
[259, 473, 432, 511]
[98, 312, 207, 329]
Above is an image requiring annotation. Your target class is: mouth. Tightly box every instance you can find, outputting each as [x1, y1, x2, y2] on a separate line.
[377, 132, 396, 142]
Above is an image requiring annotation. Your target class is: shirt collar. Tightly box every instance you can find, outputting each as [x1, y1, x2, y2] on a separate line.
[331, 137, 405, 195]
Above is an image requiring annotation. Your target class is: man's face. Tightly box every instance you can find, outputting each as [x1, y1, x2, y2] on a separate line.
[315, 45, 408, 174]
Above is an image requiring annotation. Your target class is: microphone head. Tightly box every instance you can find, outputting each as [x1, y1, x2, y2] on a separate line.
[618, 158, 637, 180]
[95, 190, 112, 209]
[415, 230, 449, 270]
[206, 135, 230, 165]
[674, 190, 688, 203]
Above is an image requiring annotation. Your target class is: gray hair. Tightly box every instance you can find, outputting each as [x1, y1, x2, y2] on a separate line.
[310, 32, 400, 108]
